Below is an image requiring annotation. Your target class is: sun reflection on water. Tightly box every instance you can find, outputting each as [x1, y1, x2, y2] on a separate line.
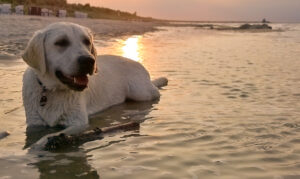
[121, 36, 142, 62]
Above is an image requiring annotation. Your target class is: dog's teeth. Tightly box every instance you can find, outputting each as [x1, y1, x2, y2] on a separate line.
[73, 77, 76, 83]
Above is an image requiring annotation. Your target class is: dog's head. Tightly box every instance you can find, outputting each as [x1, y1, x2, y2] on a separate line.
[22, 22, 97, 91]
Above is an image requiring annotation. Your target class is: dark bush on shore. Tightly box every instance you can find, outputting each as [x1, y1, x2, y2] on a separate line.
[239, 23, 272, 30]
[66, 3, 144, 20]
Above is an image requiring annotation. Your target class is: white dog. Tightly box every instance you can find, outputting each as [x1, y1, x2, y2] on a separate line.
[22, 22, 167, 148]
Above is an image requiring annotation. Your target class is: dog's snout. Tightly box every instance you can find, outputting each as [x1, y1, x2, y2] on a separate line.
[77, 56, 95, 75]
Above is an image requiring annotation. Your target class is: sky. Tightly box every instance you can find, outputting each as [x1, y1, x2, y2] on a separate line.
[68, 0, 300, 22]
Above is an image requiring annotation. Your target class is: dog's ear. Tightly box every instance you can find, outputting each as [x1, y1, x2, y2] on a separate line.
[86, 28, 98, 73]
[22, 31, 47, 75]
[88, 30, 97, 59]
[91, 39, 97, 59]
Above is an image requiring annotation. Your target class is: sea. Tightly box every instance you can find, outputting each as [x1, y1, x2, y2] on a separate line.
[0, 21, 300, 179]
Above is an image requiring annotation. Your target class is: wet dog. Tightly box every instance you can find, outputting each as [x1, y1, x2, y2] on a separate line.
[22, 22, 167, 149]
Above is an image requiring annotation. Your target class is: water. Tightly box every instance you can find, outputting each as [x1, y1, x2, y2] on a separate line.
[1, 24, 300, 179]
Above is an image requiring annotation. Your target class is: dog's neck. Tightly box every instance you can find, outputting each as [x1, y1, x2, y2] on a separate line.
[36, 77, 48, 107]
[34, 69, 68, 91]
[34, 70, 72, 106]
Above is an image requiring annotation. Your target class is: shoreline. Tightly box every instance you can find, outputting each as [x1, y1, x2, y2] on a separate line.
[0, 15, 287, 61]
[0, 15, 165, 60]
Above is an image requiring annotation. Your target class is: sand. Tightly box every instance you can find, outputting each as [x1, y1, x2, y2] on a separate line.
[0, 15, 162, 60]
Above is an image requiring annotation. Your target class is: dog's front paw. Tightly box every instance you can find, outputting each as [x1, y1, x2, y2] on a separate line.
[44, 133, 70, 151]
[30, 136, 49, 150]
[30, 133, 68, 151]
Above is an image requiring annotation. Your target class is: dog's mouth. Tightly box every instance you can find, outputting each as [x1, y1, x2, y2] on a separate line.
[55, 70, 89, 91]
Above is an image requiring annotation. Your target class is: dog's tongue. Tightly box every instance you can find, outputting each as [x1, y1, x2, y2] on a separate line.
[74, 76, 88, 86]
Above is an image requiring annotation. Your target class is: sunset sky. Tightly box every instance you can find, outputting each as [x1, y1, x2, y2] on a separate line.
[68, 0, 300, 22]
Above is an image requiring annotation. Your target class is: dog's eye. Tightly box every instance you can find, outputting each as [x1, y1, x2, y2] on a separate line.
[83, 38, 91, 46]
[55, 39, 70, 47]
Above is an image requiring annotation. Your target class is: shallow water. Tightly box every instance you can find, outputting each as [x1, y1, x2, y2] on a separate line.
[1, 24, 300, 179]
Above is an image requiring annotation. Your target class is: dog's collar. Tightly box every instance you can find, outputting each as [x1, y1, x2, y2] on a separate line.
[37, 78, 48, 107]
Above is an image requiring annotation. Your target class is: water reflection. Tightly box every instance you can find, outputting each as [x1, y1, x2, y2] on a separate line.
[24, 100, 157, 179]
[121, 36, 143, 62]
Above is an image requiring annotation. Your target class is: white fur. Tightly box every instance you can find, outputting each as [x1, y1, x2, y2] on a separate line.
[22, 22, 167, 149]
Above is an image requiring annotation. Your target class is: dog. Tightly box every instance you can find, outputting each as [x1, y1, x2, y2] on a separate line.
[22, 22, 167, 149]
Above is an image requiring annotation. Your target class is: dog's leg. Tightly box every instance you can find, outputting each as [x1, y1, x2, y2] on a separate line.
[31, 124, 88, 150]
[152, 77, 168, 88]
[127, 79, 168, 102]
[30, 110, 89, 150]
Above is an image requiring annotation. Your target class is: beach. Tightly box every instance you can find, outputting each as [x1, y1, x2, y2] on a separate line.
[0, 15, 161, 60]
[1, 15, 300, 179]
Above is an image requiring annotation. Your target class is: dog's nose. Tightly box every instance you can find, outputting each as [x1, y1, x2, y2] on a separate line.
[77, 56, 95, 75]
